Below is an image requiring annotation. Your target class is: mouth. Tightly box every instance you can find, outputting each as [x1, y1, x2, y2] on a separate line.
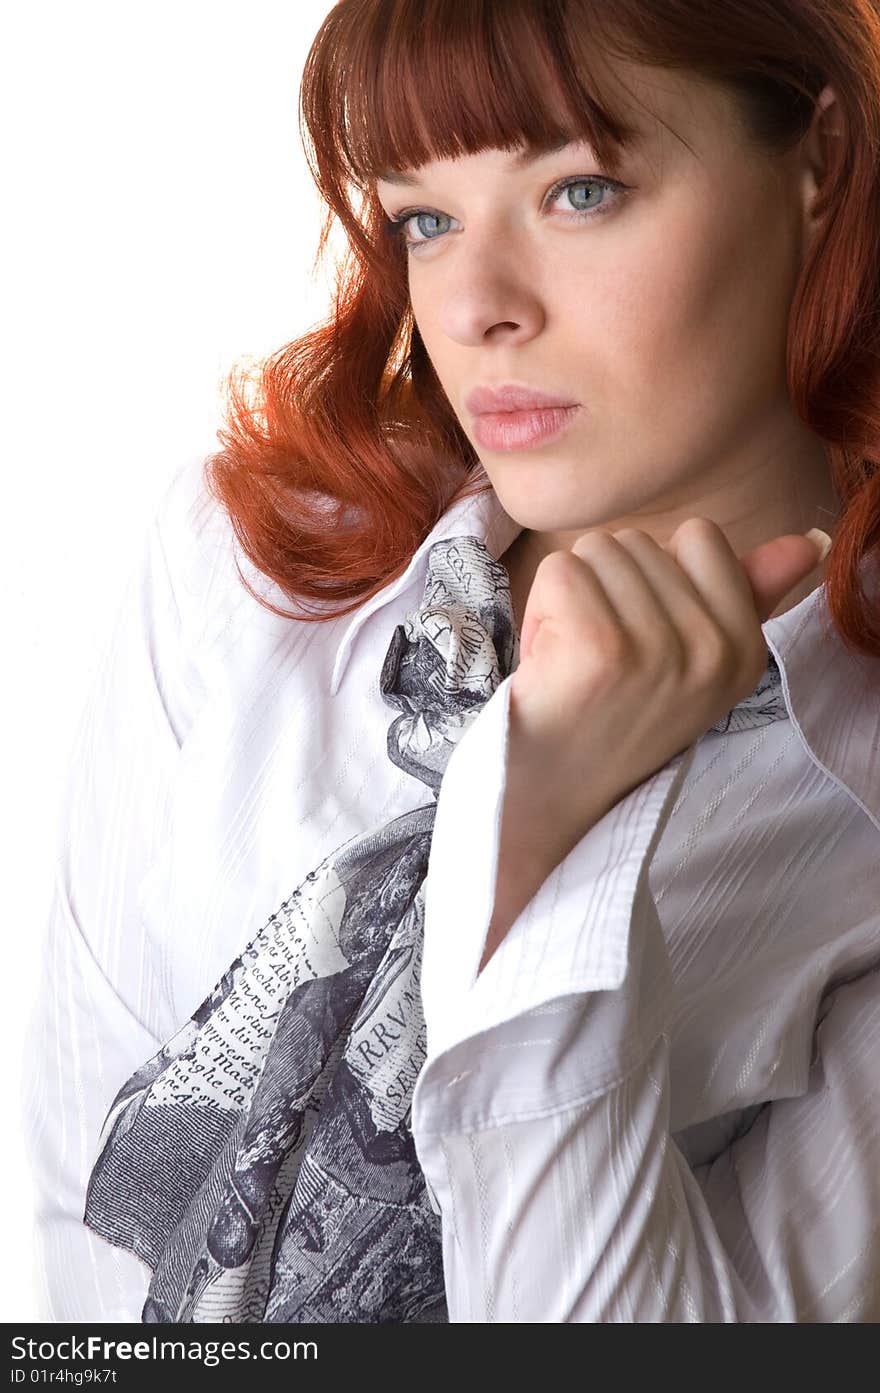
[464, 382, 579, 415]
[471, 403, 581, 452]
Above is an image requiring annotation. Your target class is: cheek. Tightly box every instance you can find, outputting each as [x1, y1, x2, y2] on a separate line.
[586, 189, 796, 411]
[409, 289, 450, 373]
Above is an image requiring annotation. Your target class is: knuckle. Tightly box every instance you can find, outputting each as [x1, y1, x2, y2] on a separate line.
[740, 634, 772, 689]
[675, 515, 724, 546]
[688, 623, 736, 684]
[534, 548, 580, 584]
[612, 526, 663, 553]
[590, 622, 632, 666]
[573, 624, 633, 695]
[570, 528, 615, 559]
[655, 630, 688, 681]
[527, 551, 575, 604]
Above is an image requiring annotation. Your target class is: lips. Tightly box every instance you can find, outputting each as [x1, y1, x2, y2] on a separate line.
[471, 403, 580, 452]
[464, 383, 578, 415]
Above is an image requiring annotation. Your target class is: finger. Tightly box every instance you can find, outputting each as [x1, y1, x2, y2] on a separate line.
[664, 518, 771, 654]
[567, 530, 679, 653]
[519, 546, 622, 664]
[609, 527, 718, 645]
[738, 532, 829, 621]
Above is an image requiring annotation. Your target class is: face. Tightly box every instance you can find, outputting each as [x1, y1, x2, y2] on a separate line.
[375, 61, 834, 556]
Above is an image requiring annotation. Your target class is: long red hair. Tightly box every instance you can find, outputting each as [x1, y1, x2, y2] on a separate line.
[203, 0, 880, 657]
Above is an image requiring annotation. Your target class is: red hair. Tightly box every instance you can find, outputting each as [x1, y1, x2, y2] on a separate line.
[203, 0, 880, 657]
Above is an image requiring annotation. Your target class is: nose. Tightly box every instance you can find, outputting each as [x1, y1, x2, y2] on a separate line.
[432, 232, 548, 348]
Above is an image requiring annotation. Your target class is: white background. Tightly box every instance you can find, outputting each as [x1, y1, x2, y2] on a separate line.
[2, 2, 340, 1321]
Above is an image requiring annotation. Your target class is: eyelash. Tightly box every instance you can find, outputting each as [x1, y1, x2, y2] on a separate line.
[382, 175, 628, 253]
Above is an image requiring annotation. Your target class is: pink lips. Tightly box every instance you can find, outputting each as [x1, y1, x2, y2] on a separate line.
[465, 383, 581, 452]
[472, 405, 579, 451]
[465, 382, 578, 414]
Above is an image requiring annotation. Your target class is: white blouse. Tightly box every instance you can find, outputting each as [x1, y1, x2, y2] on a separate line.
[22, 456, 880, 1322]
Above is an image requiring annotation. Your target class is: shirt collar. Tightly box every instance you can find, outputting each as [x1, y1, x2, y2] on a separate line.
[330, 487, 880, 834]
[763, 549, 880, 833]
[329, 483, 522, 696]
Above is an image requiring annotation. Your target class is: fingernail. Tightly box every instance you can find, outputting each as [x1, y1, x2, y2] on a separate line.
[804, 527, 832, 562]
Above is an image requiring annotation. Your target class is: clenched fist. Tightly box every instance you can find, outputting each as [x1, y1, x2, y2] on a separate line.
[479, 518, 831, 973]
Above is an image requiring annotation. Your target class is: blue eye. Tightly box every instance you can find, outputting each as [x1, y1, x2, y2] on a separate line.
[382, 175, 627, 253]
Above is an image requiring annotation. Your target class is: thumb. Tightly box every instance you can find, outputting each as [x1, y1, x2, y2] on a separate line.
[738, 528, 832, 623]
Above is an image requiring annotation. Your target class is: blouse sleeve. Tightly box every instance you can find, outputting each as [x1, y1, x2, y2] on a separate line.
[20, 463, 208, 1322]
[412, 678, 880, 1321]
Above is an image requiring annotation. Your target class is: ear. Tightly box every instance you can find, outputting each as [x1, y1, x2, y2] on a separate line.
[799, 84, 845, 242]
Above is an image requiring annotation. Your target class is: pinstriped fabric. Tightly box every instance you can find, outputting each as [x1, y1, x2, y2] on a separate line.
[20, 457, 880, 1321]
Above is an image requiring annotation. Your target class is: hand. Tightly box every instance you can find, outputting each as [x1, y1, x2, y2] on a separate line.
[513, 518, 828, 801]
[478, 519, 830, 973]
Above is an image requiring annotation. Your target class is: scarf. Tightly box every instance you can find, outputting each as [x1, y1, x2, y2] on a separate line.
[82, 533, 786, 1323]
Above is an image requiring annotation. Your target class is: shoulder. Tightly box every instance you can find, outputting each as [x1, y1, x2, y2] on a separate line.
[150, 455, 238, 635]
[147, 455, 344, 713]
[149, 455, 279, 651]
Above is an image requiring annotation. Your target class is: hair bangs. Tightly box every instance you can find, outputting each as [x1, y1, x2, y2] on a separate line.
[309, 0, 644, 189]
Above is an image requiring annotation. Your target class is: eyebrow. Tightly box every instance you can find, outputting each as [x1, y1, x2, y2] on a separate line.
[376, 137, 579, 187]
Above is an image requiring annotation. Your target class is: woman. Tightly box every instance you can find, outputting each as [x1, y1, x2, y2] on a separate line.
[24, 0, 880, 1322]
